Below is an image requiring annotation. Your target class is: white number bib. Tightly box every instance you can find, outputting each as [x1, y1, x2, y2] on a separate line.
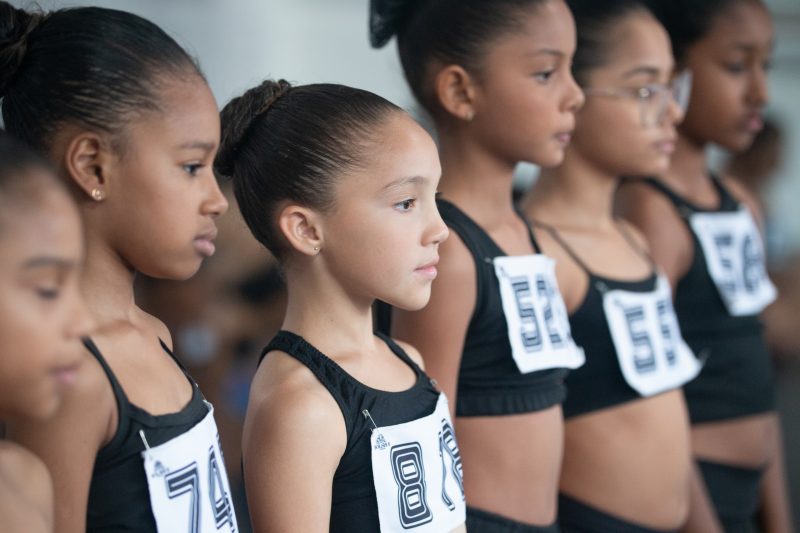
[141, 404, 238, 533]
[603, 275, 702, 397]
[689, 208, 777, 316]
[370, 394, 466, 533]
[493, 254, 585, 373]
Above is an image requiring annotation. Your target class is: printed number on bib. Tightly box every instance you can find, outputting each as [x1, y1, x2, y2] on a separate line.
[689, 208, 776, 316]
[603, 275, 702, 396]
[494, 254, 585, 373]
[141, 405, 238, 533]
[370, 394, 466, 532]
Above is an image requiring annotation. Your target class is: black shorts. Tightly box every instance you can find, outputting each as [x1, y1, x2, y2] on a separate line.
[697, 458, 764, 533]
[558, 493, 679, 533]
[466, 506, 559, 533]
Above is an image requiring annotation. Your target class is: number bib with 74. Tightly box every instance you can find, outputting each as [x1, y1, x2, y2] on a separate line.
[141, 405, 238, 533]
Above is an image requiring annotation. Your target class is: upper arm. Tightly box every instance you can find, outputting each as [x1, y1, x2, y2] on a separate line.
[242, 358, 346, 533]
[391, 232, 475, 414]
[6, 350, 115, 533]
[615, 181, 693, 290]
[0, 443, 54, 533]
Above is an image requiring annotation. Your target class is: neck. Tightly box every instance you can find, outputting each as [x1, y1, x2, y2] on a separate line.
[666, 130, 709, 186]
[524, 150, 618, 229]
[436, 124, 518, 223]
[282, 260, 376, 354]
[80, 225, 139, 328]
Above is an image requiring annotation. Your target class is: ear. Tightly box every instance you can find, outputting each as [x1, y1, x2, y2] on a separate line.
[434, 64, 478, 121]
[277, 203, 324, 257]
[61, 131, 115, 202]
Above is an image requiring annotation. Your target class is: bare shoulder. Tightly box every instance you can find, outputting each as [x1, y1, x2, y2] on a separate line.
[616, 179, 677, 222]
[246, 349, 346, 453]
[137, 309, 173, 349]
[718, 174, 764, 222]
[392, 339, 425, 370]
[0, 442, 52, 533]
[617, 218, 652, 253]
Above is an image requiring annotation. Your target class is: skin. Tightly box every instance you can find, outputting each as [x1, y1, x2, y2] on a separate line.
[7, 76, 229, 533]
[616, 2, 793, 532]
[522, 11, 692, 529]
[0, 178, 92, 533]
[242, 111, 454, 533]
[392, 0, 584, 526]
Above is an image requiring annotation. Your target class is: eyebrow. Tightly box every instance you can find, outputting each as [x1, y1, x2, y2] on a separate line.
[622, 66, 662, 79]
[381, 175, 428, 192]
[176, 141, 217, 153]
[23, 257, 78, 270]
[524, 49, 565, 58]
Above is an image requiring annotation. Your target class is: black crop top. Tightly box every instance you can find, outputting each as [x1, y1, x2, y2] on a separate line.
[84, 338, 210, 532]
[260, 330, 442, 532]
[437, 199, 570, 417]
[535, 222, 693, 418]
[643, 177, 775, 423]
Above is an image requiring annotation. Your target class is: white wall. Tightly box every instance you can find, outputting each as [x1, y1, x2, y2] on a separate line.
[10, 0, 800, 251]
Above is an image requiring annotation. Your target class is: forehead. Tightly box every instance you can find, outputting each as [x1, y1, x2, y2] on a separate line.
[0, 184, 82, 262]
[594, 13, 674, 79]
[488, 0, 576, 59]
[336, 113, 440, 195]
[125, 77, 221, 147]
[704, 1, 773, 51]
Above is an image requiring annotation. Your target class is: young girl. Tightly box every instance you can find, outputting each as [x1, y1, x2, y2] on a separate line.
[617, 1, 793, 531]
[0, 132, 92, 533]
[521, 2, 698, 531]
[372, 0, 585, 530]
[215, 80, 464, 532]
[1, 4, 238, 532]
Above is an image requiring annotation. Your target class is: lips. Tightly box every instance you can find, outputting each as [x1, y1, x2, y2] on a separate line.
[555, 131, 573, 145]
[415, 257, 439, 280]
[742, 112, 764, 133]
[653, 137, 677, 155]
[51, 361, 80, 386]
[194, 226, 218, 257]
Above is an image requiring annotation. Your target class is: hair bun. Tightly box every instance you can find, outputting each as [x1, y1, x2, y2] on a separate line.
[0, 3, 45, 96]
[369, 0, 420, 48]
[216, 78, 292, 178]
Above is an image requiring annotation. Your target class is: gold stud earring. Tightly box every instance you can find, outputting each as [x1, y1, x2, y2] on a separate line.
[313, 246, 320, 252]
[91, 188, 104, 201]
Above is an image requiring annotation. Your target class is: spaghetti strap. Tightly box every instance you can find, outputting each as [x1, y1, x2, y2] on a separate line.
[515, 208, 542, 254]
[531, 220, 594, 275]
[614, 220, 657, 270]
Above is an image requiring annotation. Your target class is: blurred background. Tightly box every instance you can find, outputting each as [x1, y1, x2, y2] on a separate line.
[8, 0, 800, 529]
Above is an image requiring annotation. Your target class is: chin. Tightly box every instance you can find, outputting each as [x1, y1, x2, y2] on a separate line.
[384, 291, 431, 312]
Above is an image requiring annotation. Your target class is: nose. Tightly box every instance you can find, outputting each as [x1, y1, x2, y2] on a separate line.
[564, 70, 585, 113]
[204, 174, 230, 218]
[747, 66, 769, 108]
[426, 207, 450, 246]
[67, 291, 95, 340]
[663, 94, 685, 126]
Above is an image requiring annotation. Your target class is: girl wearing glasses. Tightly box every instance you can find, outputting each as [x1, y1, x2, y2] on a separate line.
[522, 1, 699, 531]
[618, 1, 791, 532]
[371, 0, 585, 530]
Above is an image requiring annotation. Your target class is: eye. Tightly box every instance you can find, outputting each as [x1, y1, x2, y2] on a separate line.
[636, 86, 659, 101]
[533, 70, 555, 83]
[36, 287, 60, 300]
[182, 163, 204, 177]
[394, 198, 416, 212]
[724, 62, 746, 74]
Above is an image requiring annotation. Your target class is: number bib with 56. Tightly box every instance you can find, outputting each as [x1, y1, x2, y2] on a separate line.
[603, 275, 702, 396]
[141, 405, 238, 533]
[689, 208, 777, 316]
[493, 254, 585, 373]
[370, 394, 466, 533]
